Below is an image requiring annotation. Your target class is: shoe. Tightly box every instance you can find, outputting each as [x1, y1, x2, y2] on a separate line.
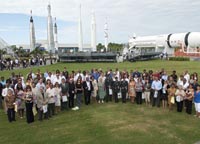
[72, 107, 76, 110]
[102, 100, 104, 103]
[98, 101, 100, 104]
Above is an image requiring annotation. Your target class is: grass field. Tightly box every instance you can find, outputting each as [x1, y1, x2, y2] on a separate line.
[0, 60, 200, 144]
[0, 60, 200, 79]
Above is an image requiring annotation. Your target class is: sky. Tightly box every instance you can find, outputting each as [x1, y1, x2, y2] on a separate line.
[0, 0, 200, 45]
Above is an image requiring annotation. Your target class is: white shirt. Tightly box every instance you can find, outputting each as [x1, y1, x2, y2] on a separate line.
[46, 88, 55, 104]
[86, 81, 91, 91]
[151, 80, 162, 91]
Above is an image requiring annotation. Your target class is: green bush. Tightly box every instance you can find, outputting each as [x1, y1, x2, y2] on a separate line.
[169, 57, 190, 61]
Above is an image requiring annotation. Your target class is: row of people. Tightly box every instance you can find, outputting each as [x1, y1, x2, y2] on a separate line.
[1, 67, 200, 123]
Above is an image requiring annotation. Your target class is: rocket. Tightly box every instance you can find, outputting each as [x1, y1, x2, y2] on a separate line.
[104, 20, 108, 52]
[54, 17, 58, 51]
[91, 11, 96, 51]
[78, 4, 83, 51]
[47, 3, 55, 53]
[129, 32, 200, 55]
[30, 10, 36, 52]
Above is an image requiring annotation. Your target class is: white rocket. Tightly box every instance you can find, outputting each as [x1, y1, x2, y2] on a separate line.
[91, 11, 96, 51]
[104, 20, 108, 51]
[47, 3, 55, 53]
[129, 32, 200, 55]
[30, 10, 36, 52]
[54, 17, 58, 51]
[78, 4, 83, 51]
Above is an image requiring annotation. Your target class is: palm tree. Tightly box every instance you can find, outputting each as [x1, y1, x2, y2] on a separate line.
[0, 49, 7, 60]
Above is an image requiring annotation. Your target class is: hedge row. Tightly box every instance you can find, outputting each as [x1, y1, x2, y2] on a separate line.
[169, 57, 190, 61]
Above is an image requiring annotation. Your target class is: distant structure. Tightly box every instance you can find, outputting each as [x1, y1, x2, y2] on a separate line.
[54, 17, 58, 51]
[78, 4, 83, 51]
[104, 20, 108, 51]
[30, 10, 36, 52]
[91, 11, 96, 51]
[47, 3, 55, 53]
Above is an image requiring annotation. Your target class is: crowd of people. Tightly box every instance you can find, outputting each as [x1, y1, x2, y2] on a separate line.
[0, 67, 200, 124]
[0, 56, 57, 71]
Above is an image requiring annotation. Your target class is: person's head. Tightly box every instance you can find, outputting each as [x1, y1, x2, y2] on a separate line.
[46, 79, 51, 84]
[55, 82, 59, 87]
[69, 78, 74, 83]
[197, 85, 200, 91]
[61, 78, 66, 83]
[7, 88, 13, 96]
[39, 78, 43, 84]
[17, 83, 23, 91]
[18, 78, 22, 84]
[50, 83, 53, 89]
[1, 76, 4, 81]
[32, 82, 36, 88]
[26, 85, 32, 92]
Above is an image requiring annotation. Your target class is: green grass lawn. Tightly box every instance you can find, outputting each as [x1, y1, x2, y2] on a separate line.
[0, 60, 200, 144]
[0, 102, 200, 144]
[0, 60, 200, 79]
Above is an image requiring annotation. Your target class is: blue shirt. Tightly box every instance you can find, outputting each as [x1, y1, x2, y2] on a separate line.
[194, 91, 200, 103]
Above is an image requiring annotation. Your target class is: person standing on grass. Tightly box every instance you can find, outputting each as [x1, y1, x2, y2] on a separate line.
[135, 77, 143, 105]
[105, 74, 113, 102]
[68, 78, 75, 108]
[15, 84, 25, 119]
[5, 88, 16, 122]
[194, 85, 200, 118]
[112, 77, 120, 103]
[91, 76, 98, 103]
[74, 76, 83, 110]
[98, 76, 106, 103]
[24, 85, 34, 124]
[36, 86, 48, 121]
[143, 78, 151, 106]
[175, 86, 185, 112]
[60, 78, 69, 111]
[128, 78, 136, 104]
[120, 76, 128, 103]
[167, 83, 176, 111]
[151, 76, 162, 107]
[54, 82, 61, 114]
[161, 81, 168, 109]
[46, 83, 55, 117]
[185, 84, 194, 115]
[83, 77, 93, 105]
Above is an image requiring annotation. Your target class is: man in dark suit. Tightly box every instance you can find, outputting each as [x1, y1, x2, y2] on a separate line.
[120, 78, 128, 103]
[83, 77, 94, 105]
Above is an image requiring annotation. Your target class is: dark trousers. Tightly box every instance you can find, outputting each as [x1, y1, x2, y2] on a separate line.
[48, 103, 55, 117]
[185, 100, 192, 114]
[113, 92, 119, 103]
[105, 88, 112, 102]
[38, 109, 48, 121]
[61, 101, 68, 110]
[0, 95, 2, 109]
[7, 108, 15, 122]
[69, 93, 74, 108]
[76, 93, 82, 108]
[25, 102, 34, 123]
[84, 91, 91, 105]
[136, 92, 142, 104]
[177, 101, 183, 112]
[121, 92, 127, 103]
[152, 91, 161, 107]
[105, 88, 109, 102]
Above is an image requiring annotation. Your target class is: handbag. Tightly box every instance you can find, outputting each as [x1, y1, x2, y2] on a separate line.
[170, 96, 175, 104]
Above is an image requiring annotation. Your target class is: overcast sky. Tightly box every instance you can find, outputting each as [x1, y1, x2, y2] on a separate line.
[0, 0, 200, 45]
